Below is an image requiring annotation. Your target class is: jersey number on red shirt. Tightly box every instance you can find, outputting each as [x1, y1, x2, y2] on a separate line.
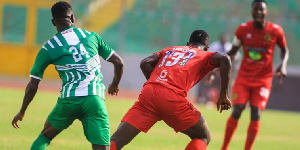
[158, 51, 194, 67]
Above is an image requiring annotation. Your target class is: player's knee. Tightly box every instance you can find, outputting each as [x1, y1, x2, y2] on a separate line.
[231, 105, 245, 119]
[250, 106, 261, 121]
[196, 133, 211, 145]
[110, 133, 126, 149]
[192, 129, 211, 145]
[205, 132, 211, 145]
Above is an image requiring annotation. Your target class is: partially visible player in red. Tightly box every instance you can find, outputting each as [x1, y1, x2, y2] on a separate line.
[221, 0, 289, 150]
[110, 30, 232, 150]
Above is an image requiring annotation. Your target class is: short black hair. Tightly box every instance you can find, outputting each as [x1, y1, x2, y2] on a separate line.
[252, 0, 268, 6]
[51, 1, 72, 19]
[189, 30, 209, 46]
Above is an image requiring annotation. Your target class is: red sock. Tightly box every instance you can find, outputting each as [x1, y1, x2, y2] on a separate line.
[185, 139, 207, 150]
[245, 120, 260, 150]
[110, 141, 117, 150]
[221, 116, 238, 150]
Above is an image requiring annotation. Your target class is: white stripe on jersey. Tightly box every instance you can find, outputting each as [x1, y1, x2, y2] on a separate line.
[78, 28, 86, 38]
[54, 36, 63, 46]
[92, 71, 98, 95]
[47, 40, 54, 48]
[75, 71, 94, 96]
[30, 75, 42, 80]
[62, 28, 80, 46]
[105, 51, 115, 61]
[61, 72, 70, 98]
[42, 46, 48, 50]
[66, 72, 75, 97]
[56, 55, 101, 73]
[99, 74, 104, 98]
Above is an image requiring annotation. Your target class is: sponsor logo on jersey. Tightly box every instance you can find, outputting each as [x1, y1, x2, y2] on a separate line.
[156, 70, 168, 82]
[62, 28, 73, 34]
[245, 46, 267, 61]
[249, 51, 262, 60]
[264, 34, 271, 42]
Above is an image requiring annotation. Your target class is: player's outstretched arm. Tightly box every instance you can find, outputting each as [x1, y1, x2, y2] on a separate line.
[12, 78, 40, 129]
[140, 54, 159, 80]
[227, 36, 242, 60]
[107, 52, 124, 96]
[212, 52, 232, 113]
[276, 47, 289, 84]
[227, 45, 240, 61]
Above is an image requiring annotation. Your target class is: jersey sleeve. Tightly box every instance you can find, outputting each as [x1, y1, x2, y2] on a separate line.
[30, 48, 52, 80]
[206, 52, 218, 68]
[96, 34, 114, 61]
[235, 24, 244, 41]
[154, 50, 163, 58]
[276, 26, 287, 49]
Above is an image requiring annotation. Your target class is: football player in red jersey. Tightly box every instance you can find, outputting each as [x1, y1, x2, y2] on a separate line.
[221, 0, 289, 150]
[110, 30, 232, 150]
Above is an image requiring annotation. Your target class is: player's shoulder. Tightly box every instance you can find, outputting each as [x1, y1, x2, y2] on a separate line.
[163, 45, 186, 51]
[267, 21, 283, 31]
[73, 27, 96, 38]
[237, 20, 252, 29]
[41, 36, 59, 52]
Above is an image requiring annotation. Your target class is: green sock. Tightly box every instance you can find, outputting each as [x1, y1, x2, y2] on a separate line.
[30, 133, 50, 150]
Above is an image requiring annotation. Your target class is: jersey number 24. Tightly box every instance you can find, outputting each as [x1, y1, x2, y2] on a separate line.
[69, 43, 91, 62]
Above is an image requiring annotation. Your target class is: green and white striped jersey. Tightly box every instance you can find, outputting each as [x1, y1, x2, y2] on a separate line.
[30, 26, 114, 99]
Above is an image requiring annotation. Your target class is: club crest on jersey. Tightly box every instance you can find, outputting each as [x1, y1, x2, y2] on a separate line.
[264, 34, 271, 42]
[232, 93, 238, 100]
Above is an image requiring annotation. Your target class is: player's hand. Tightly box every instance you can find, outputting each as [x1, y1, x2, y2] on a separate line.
[217, 96, 232, 113]
[108, 84, 119, 96]
[275, 65, 287, 84]
[12, 112, 25, 129]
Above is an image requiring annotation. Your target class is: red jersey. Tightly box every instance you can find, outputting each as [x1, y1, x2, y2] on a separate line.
[235, 21, 287, 79]
[146, 46, 217, 97]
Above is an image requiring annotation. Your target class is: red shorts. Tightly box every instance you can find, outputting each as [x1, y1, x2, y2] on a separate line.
[122, 84, 201, 133]
[231, 77, 272, 110]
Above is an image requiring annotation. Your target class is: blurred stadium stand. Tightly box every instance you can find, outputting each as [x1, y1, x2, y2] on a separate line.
[0, 0, 299, 111]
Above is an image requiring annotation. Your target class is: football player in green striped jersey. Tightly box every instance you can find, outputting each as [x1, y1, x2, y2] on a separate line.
[11, 1, 123, 150]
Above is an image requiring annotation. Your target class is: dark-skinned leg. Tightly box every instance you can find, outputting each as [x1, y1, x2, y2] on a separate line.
[41, 120, 62, 140]
[221, 104, 245, 150]
[92, 144, 110, 150]
[181, 115, 210, 150]
[245, 106, 261, 150]
[30, 119, 61, 150]
[110, 122, 141, 150]
[231, 104, 246, 119]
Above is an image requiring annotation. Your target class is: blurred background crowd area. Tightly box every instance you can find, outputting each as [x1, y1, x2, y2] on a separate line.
[0, 0, 299, 111]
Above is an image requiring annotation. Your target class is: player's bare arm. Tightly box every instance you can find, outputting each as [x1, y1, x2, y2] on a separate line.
[276, 47, 289, 84]
[12, 78, 40, 129]
[140, 53, 159, 80]
[107, 52, 124, 95]
[213, 52, 232, 113]
[227, 36, 242, 60]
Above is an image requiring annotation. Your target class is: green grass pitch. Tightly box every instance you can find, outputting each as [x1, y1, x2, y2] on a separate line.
[1, 87, 300, 150]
